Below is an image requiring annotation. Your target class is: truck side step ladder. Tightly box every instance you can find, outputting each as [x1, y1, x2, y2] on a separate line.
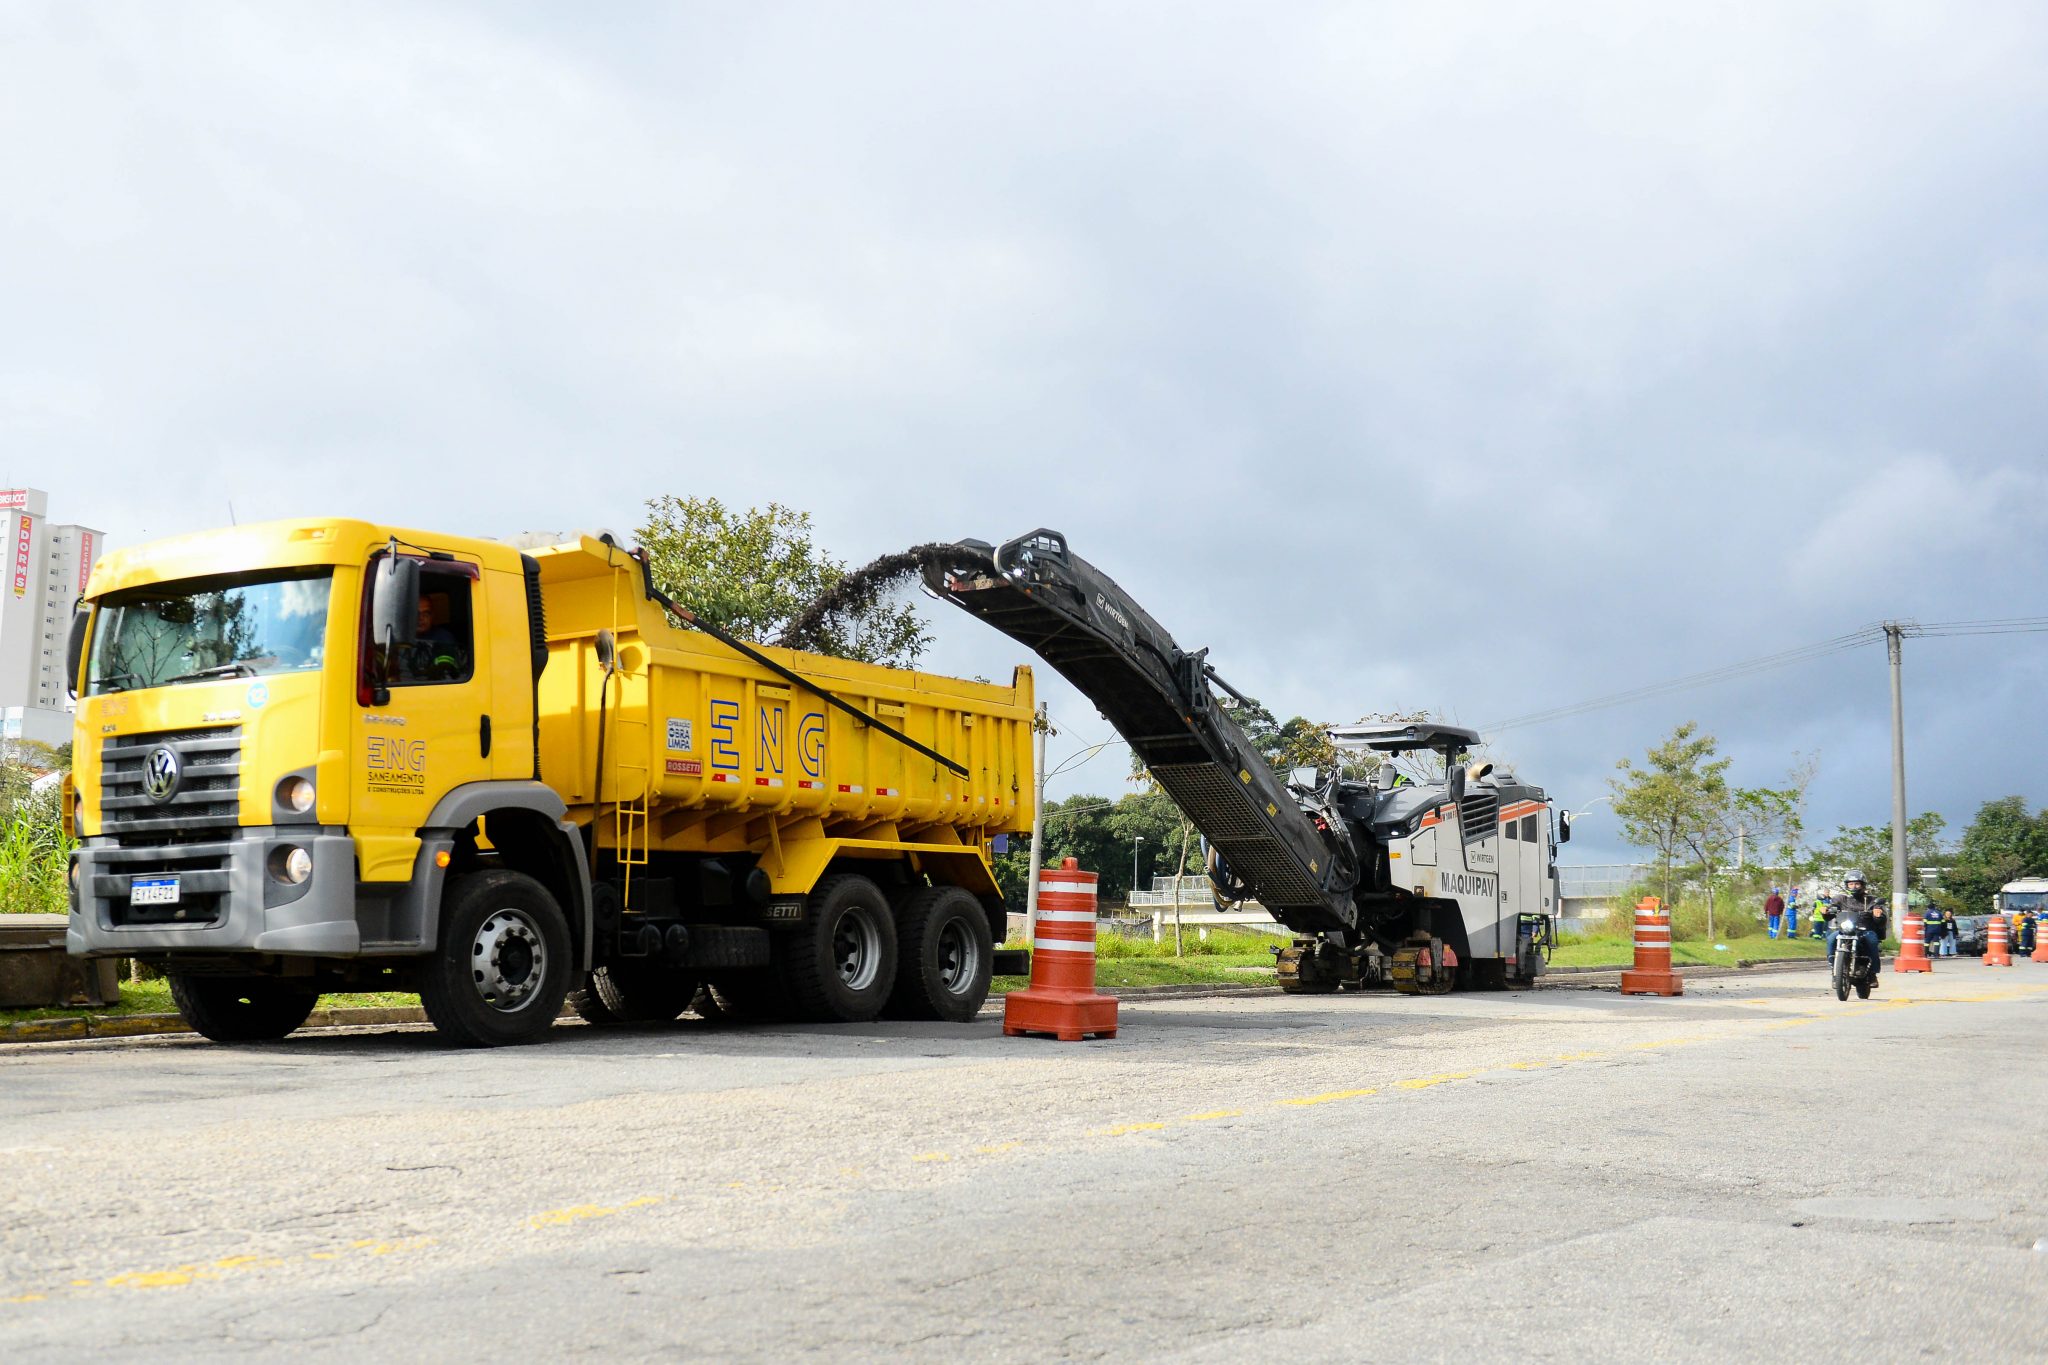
[612, 720, 651, 907]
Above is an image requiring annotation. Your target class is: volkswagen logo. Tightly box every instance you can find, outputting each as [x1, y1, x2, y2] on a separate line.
[143, 746, 182, 803]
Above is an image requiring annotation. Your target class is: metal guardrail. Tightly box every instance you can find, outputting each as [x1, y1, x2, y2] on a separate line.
[1557, 865, 1653, 898]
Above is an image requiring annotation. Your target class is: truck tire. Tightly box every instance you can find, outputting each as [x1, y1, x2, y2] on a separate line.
[778, 874, 898, 1023]
[167, 973, 318, 1042]
[419, 870, 573, 1046]
[570, 962, 701, 1025]
[886, 885, 993, 1022]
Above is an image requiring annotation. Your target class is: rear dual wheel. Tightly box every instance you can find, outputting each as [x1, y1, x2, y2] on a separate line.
[778, 875, 899, 1023]
[886, 885, 993, 1023]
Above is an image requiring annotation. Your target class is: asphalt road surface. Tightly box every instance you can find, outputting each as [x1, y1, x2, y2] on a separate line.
[4, 969, 2045, 1362]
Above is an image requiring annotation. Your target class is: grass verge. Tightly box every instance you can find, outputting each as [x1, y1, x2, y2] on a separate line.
[1550, 934, 1832, 969]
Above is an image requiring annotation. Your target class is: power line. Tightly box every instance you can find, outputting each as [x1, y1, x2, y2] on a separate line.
[1481, 611, 2045, 735]
[1482, 626, 1884, 733]
[1902, 617, 2048, 638]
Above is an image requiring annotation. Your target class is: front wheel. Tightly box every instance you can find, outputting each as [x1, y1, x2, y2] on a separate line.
[1832, 948, 1850, 1002]
[168, 974, 318, 1042]
[419, 870, 573, 1046]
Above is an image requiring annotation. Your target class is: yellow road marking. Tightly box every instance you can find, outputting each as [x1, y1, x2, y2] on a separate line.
[527, 1197, 665, 1229]
[6, 1237, 433, 1306]
[1094, 1121, 1169, 1137]
[1395, 1070, 1475, 1090]
[1182, 1109, 1244, 1122]
[912, 1152, 952, 1163]
[1277, 1089, 1378, 1107]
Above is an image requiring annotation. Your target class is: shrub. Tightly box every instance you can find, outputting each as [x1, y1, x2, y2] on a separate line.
[0, 794, 73, 916]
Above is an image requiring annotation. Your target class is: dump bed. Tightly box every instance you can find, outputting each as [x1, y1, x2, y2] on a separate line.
[530, 538, 1034, 877]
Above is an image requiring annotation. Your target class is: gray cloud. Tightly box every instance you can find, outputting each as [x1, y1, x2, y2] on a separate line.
[2, 2, 2043, 860]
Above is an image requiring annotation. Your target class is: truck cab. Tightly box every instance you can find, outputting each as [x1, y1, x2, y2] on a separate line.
[66, 519, 589, 1045]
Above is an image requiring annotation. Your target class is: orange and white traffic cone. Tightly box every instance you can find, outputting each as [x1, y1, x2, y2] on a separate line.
[1984, 913, 2012, 967]
[1003, 858, 1119, 1041]
[1894, 910, 1933, 974]
[2031, 921, 2048, 964]
[1619, 897, 1682, 997]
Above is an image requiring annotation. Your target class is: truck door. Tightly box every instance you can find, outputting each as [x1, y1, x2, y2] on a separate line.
[353, 555, 494, 869]
[1496, 807, 1523, 958]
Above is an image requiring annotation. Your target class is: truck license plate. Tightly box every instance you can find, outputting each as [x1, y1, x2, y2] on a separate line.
[131, 876, 181, 906]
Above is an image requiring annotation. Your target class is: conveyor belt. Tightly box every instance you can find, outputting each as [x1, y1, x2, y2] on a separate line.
[926, 530, 1357, 934]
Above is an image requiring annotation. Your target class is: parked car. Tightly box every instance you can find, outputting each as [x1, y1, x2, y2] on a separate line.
[1953, 914, 1991, 956]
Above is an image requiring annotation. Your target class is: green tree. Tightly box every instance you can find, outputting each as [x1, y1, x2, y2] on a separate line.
[1611, 722, 1730, 910]
[1612, 724, 1809, 936]
[1815, 813, 1948, 902]
[636, 496, 931, 666]
[1939, 797, 2048, 913]
[992, 788, 1208, 911]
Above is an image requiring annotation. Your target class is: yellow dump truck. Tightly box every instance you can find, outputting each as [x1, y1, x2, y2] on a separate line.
[63, 519, 1034, 1045]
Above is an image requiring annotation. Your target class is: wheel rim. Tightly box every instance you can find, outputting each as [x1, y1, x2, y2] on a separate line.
[935, 917, 981, 995]
[471, 907, 548, 1012]
[831, 904, 883, 992]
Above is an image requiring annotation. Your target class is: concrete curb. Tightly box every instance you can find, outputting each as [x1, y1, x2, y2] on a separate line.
[0, 1004, 441, 1045]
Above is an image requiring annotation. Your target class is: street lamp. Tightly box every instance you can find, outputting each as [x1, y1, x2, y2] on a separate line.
[1130, 834, 1145, 904]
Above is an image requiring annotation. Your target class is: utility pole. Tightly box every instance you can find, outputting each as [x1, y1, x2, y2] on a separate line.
[1886, 623, 1910, 941]
[1024, 704, 1049, 943]
[1130, 835, 1145, 908]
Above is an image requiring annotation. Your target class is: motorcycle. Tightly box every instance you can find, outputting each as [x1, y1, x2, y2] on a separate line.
[1830, 906, 1878, 1001]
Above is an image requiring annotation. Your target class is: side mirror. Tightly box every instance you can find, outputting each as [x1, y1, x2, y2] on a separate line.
[1290, 765, 1319, 790]
[1557, 811, 1573, 844]
[595, 629, 616, 671]
[65, 607, 89, 698]
[1447, 764, 1466, 803]
[371, 555, 421, 651]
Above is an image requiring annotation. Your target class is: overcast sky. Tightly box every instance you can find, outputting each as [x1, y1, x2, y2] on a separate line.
[4, 3, 2044, 864]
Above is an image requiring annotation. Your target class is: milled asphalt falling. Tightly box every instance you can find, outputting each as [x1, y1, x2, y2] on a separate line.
[2, 968, 2044, 1362]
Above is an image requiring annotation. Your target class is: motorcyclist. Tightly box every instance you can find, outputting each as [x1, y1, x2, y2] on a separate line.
[1825, 873, 1884, 986]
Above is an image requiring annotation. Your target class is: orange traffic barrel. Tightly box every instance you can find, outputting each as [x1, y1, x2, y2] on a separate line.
[1985, 913, 2013, 967]
[1894, 910, 1933, 974]
[1619, 897, 1682, 997]
[1002, 858, 1119, 1041]
[2032, 919, 2048, 964]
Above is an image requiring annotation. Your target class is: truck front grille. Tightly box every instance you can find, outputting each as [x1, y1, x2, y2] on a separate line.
[93, 842, 234, 927]
[100, 727, 243, 842]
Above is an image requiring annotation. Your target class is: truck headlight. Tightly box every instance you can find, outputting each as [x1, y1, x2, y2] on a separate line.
[269, 846, 313, 885]
[278, 776, 316, 814]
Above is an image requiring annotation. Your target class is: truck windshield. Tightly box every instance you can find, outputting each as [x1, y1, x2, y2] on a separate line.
[86, 570, 334, 695]
[2003, 891, 2046, 912]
